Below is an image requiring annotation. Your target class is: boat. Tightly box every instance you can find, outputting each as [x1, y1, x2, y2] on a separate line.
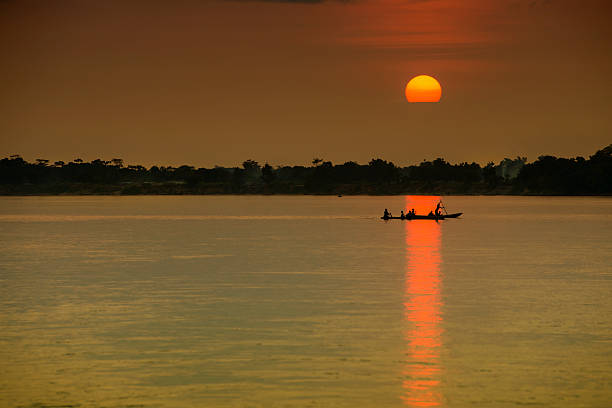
[380, 212, 462, 220]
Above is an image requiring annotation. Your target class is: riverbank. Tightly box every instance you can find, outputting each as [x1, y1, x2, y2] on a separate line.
[2, 181, 609, 196]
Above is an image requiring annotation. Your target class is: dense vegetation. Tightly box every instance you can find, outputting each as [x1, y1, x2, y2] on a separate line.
[1, 145, 610, 195]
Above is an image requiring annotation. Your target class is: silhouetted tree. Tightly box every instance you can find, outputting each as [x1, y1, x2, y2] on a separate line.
[242, 159, 261, 184]
[496, 157, 527, 180]
[1, 145, 610, 195]
[242, 160, 260, 171]
[261, 163, 275, 184]
[483, 162, 498, 188]
[368, 158, 398, 182]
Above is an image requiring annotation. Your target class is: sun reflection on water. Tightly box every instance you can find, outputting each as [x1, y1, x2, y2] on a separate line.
[402, 196, 443, 407]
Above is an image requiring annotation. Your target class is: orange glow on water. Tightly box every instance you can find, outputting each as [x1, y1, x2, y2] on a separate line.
[402, 196, 443, 407]
[405, 75, 442, 103]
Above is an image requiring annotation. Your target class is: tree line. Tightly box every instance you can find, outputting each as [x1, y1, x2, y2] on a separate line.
[0, 144, 610, 195]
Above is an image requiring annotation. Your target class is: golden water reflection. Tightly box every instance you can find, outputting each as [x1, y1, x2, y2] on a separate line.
[402, 196, 443, 407]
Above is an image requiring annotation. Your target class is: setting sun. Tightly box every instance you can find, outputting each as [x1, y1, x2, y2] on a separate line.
[405, 75, 442, 103]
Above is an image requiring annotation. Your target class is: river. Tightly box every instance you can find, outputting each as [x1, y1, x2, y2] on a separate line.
[0, 196, 610, 407]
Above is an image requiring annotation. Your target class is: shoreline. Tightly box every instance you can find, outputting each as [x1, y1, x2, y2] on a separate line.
[1, 192, 611, 197]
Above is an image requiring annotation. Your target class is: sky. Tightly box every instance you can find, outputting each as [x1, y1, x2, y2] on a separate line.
[1, 0, 611, 167]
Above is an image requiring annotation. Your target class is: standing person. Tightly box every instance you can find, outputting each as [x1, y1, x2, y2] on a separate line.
[435, 201, 442, 216]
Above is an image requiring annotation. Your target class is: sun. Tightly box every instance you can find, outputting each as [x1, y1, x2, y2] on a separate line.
[405, 75, 442, 103]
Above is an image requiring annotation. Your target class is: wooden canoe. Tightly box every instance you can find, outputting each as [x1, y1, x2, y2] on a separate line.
[381, 212, 462, 220]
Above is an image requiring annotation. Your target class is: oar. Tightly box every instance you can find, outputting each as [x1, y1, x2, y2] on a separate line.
[440, 199, 449, 215]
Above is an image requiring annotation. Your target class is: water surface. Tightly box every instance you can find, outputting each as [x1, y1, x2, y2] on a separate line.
[0, 196, 610, 407]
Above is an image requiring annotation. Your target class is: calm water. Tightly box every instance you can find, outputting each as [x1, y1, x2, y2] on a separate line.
[0, 196, 610, 408]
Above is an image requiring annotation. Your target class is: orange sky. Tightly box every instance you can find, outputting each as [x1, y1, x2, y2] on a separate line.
[1, 0, 611, 167]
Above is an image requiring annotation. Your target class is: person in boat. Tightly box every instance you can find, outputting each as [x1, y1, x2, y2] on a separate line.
[428, 210, 434, 216]
[411, 208, 415, 216]
[435, 201, 442, 216]
[400, 210, 405, 219]
[383, 209, 390, 219]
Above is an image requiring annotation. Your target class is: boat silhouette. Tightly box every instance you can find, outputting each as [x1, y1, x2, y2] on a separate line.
[381, 212, 462, 220]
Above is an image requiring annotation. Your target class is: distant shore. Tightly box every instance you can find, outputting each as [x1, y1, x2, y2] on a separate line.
[0, 181, 515, 196]
[2, 144, 610, 196]
[1, 184, 609, 197]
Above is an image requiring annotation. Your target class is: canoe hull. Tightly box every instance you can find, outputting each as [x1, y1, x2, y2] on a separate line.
[381, 212, 462, 220]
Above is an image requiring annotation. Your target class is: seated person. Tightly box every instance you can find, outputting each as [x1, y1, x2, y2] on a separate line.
[428, 211, 434, 216]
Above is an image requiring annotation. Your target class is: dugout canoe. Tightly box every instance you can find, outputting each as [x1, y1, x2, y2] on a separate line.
[380, 213, 462, 220]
